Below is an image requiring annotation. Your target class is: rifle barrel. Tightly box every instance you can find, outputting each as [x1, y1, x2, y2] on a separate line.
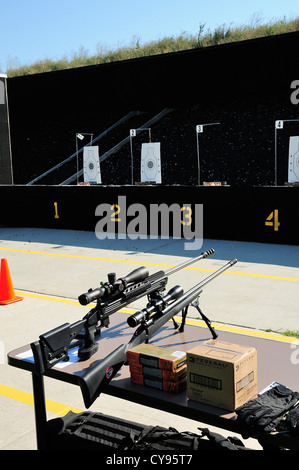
[165, 248, 215, 277]
[158, 259, 237, 322]
[146, 258, 237, 331]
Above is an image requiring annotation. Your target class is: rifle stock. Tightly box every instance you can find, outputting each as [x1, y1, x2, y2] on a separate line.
[78, 258, 237, 408]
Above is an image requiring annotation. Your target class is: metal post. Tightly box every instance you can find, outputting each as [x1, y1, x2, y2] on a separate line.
[129, 128, 151, 186]
[76, 133, 93, 185]
[130, 134, 134, 185]
[196, 122, 220, 186]
[196, 129, 200, 185]
[76, 136, 79, 185]
[31, 372, 48, 450]
[274, 126, 277, 186]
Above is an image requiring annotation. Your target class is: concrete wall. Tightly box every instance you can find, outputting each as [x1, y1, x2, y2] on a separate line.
[1, 33, 298, 245]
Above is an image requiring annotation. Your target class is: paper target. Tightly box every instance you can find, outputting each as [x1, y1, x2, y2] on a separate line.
[288, 136, 299, 183]
[140, 143, 161, 183]
[83, 146, 101, 184]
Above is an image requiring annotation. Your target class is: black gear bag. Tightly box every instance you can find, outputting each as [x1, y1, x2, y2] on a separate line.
[46, 410, 252, 451]
[235, 384, 299, 438]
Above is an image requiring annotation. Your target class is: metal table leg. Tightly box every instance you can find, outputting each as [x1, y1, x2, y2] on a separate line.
[31, 372, 47, 450]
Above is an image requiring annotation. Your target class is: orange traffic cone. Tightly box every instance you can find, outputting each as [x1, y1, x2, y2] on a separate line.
[0, 259, 23, 305]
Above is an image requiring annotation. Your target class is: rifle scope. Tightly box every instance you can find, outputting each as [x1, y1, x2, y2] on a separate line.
[127, 285, 184, 327]
[78, 266, 149, 306]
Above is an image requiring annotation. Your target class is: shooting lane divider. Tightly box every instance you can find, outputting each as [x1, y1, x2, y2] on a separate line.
[0, 247, 298, 283]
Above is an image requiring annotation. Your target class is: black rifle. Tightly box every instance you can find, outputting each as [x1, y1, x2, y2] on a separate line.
[30, 249, 215, 374]
[78, 258, 237, 408]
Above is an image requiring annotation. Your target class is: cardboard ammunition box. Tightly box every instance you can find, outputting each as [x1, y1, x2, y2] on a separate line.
[129, 363, 187, 381]
[187, 340, 257, 411]
[130, 371, 187, 394]
[126, 343, 186, 371]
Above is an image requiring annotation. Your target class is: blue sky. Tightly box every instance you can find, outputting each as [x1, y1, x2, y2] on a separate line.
[1, 0, 298, 73]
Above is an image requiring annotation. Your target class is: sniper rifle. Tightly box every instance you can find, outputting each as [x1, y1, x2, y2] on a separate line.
[30, 249, 214, 375]
[76, 258, 237, 407]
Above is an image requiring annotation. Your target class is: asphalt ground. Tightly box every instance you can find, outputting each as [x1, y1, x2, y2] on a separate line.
[1, 227, 299, 451]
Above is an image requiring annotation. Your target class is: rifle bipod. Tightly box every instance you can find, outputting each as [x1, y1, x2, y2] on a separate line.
[179, 297, 218, 339]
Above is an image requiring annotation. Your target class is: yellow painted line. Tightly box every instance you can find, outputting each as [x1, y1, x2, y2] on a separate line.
[1, 246, 299, 282]
[15, 290, 81, 305]
[14, 290, 137, 315]
[225, 270, 299, 282]
[180, 316, 297, 343]
[0, 246, 171, 266]
[14, 289, 297, 344]
[0, 384, 82, 416]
